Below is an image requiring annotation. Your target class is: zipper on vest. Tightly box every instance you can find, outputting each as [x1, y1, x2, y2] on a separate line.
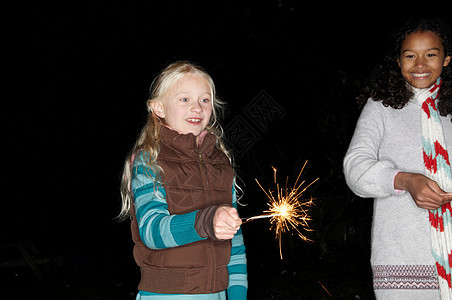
[198, 153, 210, 191]
[198, 151, 216, 291]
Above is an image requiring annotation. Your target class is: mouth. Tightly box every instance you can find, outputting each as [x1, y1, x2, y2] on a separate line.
[411, 72, 431, 79]
[186, 118, 203, 125]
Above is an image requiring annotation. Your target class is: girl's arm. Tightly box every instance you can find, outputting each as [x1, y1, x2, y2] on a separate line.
[227, 187, 248, 299]
[343, 100, 402, 198]
[132, 155, 206, 249]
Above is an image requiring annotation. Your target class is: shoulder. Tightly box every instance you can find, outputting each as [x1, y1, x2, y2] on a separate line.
[363, 97, 387, 110]
[132, 150, 150, 166]
[132, 151, 159, 180]
[357, 98, 387, 124]
[212, 147, 232, 163]
[360, 97, 416, 121]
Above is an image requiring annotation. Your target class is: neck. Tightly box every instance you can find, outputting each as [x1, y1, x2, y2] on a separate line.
[409, 77, 442, 105]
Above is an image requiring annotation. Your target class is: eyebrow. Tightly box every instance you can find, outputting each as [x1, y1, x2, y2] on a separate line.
[175, 91, 211, 96]
[402, 47, 441, 53]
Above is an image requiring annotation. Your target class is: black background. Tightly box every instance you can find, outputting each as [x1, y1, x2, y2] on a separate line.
[3, 2, 451, 299]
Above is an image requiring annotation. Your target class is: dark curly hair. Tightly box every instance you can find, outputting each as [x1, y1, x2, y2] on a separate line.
[357, 17, 452, 121]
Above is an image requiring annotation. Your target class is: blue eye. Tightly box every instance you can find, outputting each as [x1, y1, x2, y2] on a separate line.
[201, 98, 210, 103]
[180, 98, 189, 102]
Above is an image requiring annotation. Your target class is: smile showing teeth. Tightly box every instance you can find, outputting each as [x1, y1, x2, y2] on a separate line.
[186, 118, 202, 123]
[411, 73, 431, 78]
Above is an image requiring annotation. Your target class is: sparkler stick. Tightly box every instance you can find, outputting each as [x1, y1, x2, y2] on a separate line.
[241, 213, 281, 224]
[243, 161, 318, 259]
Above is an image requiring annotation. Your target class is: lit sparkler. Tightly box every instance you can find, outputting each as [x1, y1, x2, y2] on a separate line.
[243, 161, 318, 259]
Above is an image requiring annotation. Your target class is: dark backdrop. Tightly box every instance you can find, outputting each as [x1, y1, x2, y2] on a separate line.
[3, 3, 451, 299]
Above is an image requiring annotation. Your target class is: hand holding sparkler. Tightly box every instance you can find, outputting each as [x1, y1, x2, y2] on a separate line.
[213, 205, 242, 240]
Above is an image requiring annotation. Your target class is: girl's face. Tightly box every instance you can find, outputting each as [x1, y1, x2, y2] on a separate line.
[152, 73, 213, 138]
[398, 30, 451, 89]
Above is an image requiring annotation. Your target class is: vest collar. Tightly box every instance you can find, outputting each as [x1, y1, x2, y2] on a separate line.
[160, 125, 216, 157]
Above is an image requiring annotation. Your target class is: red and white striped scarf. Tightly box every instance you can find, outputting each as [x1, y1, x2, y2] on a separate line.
[414, 78, 452, 299]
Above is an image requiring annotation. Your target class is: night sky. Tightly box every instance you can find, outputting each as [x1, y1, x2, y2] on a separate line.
[4, 3, 452, 299]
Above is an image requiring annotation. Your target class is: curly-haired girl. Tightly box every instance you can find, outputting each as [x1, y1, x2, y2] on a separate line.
[119, 61, 247, 299]
[345, 17, 452, 299]
[357, 18, 452, 120]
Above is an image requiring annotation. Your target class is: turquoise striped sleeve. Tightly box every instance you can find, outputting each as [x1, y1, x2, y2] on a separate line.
[227, 186, 248, 299]
[131, 153, 206, 250]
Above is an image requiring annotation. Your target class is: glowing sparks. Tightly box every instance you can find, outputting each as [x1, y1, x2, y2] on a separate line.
[247, 161, 318, 259]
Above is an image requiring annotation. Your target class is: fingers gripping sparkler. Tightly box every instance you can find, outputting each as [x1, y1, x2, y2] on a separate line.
[242, 161, 319, 259]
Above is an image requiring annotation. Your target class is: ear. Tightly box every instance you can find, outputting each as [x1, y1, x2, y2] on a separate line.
[397, 57, 401, 68]
[444, 55, 451, 67]
[150, 101, 165, 118]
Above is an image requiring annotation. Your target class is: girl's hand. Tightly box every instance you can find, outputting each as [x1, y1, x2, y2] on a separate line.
[213, 205, 242, 240]
[395, 172, 452, 210]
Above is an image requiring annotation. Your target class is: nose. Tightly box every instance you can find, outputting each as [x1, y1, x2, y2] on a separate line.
[415, 56, 427, 69]
[190, 100, 203, 113]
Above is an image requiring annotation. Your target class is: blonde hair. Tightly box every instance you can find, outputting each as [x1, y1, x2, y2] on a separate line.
[118, 61, 235, 221]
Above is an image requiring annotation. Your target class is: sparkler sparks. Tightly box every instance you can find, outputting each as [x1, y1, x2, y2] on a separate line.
[244, 161, 318, 259]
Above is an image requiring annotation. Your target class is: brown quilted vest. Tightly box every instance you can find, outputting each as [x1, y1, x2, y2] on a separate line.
[130, 126, 234, 294]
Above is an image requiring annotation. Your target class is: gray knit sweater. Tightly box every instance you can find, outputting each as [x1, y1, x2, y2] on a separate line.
[344, 98, 452, 299]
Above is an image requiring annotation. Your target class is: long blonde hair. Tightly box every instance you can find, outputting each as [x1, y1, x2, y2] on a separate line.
[118, 61, 234, 221]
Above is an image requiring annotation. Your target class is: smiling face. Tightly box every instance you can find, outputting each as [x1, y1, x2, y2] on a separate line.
[398, 30, 451, 89]
[151, 73, 213, 138]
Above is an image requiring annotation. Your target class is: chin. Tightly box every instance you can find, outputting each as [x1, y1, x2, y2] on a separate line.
[411, 82, 435, 89]
[407, 78, 437, 89]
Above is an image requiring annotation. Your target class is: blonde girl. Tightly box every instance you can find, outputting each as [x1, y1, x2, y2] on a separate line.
[120, 61, 247, 299]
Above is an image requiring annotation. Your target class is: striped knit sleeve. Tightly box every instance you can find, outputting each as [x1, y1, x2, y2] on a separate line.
[227, 186, 248, 299]
[131, 153, 206, 249]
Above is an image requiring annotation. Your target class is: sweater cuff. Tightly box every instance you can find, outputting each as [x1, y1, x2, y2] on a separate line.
[227, 285, 247, 299]
[379, 168, 405, 196]
[170, 210, 205, 245]
[195, 205, 221, 241]
[393, 171, 406, 195]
